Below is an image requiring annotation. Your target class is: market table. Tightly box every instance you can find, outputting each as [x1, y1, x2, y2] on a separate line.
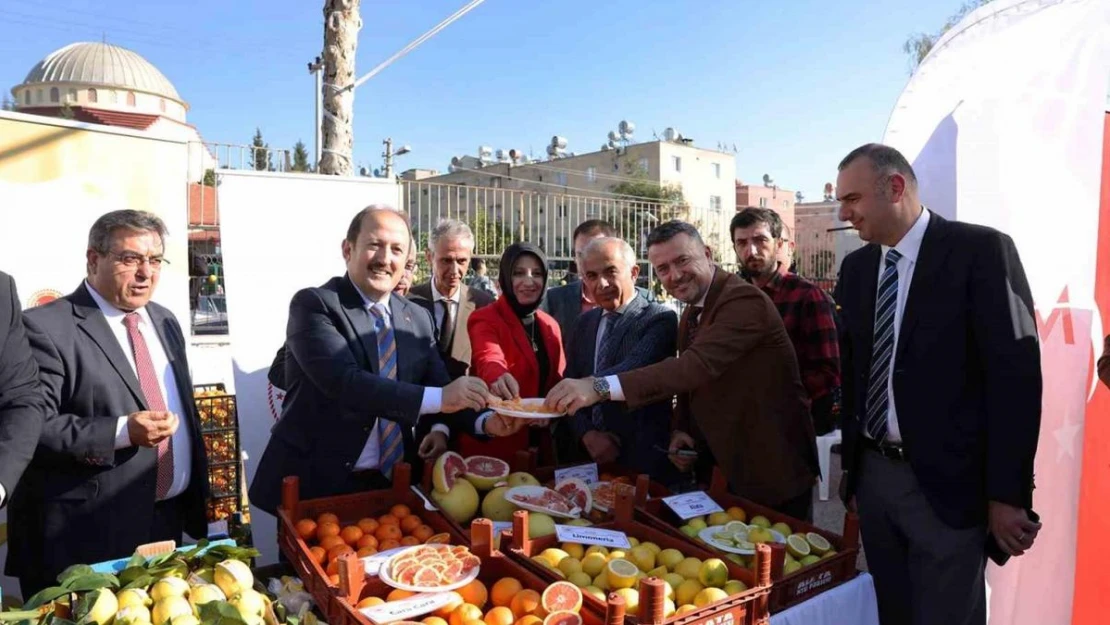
[769, 572, 879, 625]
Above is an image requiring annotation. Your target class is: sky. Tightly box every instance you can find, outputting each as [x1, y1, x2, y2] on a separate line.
[0, 0, 959, 200]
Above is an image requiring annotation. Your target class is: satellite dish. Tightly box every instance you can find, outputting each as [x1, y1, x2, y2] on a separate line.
[663, 127, 678, 142]
[373, 168, 382, 178]
[795, 191, 804, 202]
[619, 120, 635, 136]
[451, 156, 463, 167]
[495, 149, 508, 162]
[546, 144, 558, 157]
[551, 136, 567, 150]
[601, 144, 611, 151]
[762, 173, 774, 186]
[509, 148, 521, 162]
[607, 139, 618, 149]
[607, 130, 620, 142]
[359, 166, 369, 177]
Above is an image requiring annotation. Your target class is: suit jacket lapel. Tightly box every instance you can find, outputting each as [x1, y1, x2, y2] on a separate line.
[580, 310, 602, 373]
[599, 295, 646, 368]
[456, 285, 476, 359]
[71, 284, 147, 408]
[338, 276, 379, 373]
[391, 296, 418, 382]
[858, 245, 881, 355]
[896, 214, 951, 362]
[147, 305, 193, 413]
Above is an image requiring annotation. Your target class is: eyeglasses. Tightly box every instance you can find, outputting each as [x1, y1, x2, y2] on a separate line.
[107, 251, 170, 269]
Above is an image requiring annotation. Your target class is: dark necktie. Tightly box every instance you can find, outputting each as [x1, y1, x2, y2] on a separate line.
[865, 249, 903, 441]
[590, 311, 621, 430]
[123, 313, 174, 500]
[439, 299, 456, 354]
[369, 304, 403, 477]
[685, 306, 703, 347]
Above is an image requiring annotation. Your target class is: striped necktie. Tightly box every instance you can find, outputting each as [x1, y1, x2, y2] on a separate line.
[123, 312, 174, 499]
[865, 249, 903, 441]
[369, 303, 403, 477]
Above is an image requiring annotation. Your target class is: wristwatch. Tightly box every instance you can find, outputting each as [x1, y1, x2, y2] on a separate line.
[592, 376, 611, 401]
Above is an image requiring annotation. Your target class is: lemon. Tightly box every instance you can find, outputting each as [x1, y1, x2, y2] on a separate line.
[585, 545, 610, 558]
[694, 588, 728, 608]
[784, 560, 802, 574]
[663, 573, 686, 592]
[171, 616, 199, 625]
[687, 517, 708, 531]
[214, 559, 254, 599]
[657, 549, 684, 572]
[608, 549, 627, 561]
[613, 588, 639, 614]
[659, 580, 676, 601]
[697, 559, 729, 588]
[627, 537, 640, 547]
[583, 586, 606, 602]
[78, 589, 119, 625]
[800, 555, 821, 567]
[748, 528, 774, 544]
[628, 546, 655, 572]
[806, 532, 832, 555]
[116, 589, 152, 610]
[675, 579, 704, 606]
[785, 534, 811, 559]
[114, 606, 151, 625]
[568, 572, 593, 588]
[662, 598, 676, 617]
[749, 515, 771, 529]
[539, 548, 570, 568]
[581, 553, 608, 577]
[150, 578, 190, 603]
[558, 557, 583, 577]
[726, 506, 747, 522]
[771, 522, 792, 537]
[562, 543, 585, 560]
[707, 512, 731, 527]
[821, 550, 838, 560]
[675, 557, 703, 580]
[593, 572, 610, 591]
[723, 580, 748, 595]
[679, 525, 699, 538]
[606, 559, 640, 590]
[151, 597, 191, 625]
[639, 541, 661, 555]
[675, 605, 699, 616]
[647, 565, 669, 578]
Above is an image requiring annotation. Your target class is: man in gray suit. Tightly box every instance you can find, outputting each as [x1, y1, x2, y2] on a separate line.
[408, 220, 494, 380]
[553, 238, 677, 481]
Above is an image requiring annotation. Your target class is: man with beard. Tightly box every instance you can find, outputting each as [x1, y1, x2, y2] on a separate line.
[731, 208, 840, 434]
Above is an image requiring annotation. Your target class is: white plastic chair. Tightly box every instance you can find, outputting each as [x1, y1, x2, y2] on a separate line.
[817, 428, 842, 501]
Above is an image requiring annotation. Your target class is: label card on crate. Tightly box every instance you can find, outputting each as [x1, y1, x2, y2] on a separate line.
[362, 545, 409, 576]
[554, 525, 631, 549]
[554, 463, 599, 485]
[361, 592, 457, 623]
[662, 491, 724, 520]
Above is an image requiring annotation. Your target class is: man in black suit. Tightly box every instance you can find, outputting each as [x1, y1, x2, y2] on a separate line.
[10, 211, 209, 596]
[553, 238, 677, 481]
[407, 220, 494, 380]
[249, 207, 520, 513]
[834, 144, 1042, 625]
[0, 271, 46, 510]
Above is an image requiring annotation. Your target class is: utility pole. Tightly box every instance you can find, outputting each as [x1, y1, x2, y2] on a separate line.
[383, 138, 394, 179]
[307, 56, 325, 170]
[319, 0, 361, 176]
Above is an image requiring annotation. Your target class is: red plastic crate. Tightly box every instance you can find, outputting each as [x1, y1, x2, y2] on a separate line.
[504, 489, 772, 625]
[635, 468, 860, 613]
[276, 463, 469, 622]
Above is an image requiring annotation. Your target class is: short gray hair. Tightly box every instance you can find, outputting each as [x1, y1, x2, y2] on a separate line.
[428, 219, 475, 251]
[88, 210, 168, 253]
[583, 236, 637, 270]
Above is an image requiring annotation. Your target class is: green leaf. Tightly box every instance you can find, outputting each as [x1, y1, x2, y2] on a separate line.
[56, 565, 94, 585]
[125, 552, 147, 570]
[72, 591, 95, 623]
[63, 574, 119, 593]
[145, 551, 178, 568]
[147, 561, 188, 580]
[181, 539, 211, 561]
[117, 566, 147, 587]
[22, 586, 71, 610]
[198, 601, 248, 625]
[122, 575, 156, 591]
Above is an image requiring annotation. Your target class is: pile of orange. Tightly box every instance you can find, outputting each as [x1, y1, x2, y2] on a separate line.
[292, 504, 452, 583]
[357, 578, 584, 625]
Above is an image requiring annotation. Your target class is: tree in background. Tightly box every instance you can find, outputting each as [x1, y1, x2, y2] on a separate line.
[904, 0, 995, 71]
[252, 128, 271, 171]
[292, 140, 311, 172]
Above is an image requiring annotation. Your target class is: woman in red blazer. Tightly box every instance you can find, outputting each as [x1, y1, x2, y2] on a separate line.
[466, 242, 565, 462]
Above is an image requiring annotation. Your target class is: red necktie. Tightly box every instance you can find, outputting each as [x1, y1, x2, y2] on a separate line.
[123, 312, 174, 499]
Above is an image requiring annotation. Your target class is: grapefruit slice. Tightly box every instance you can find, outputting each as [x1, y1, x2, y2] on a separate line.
[432, 451, 466, 494]
[463, 455, 510, 491]
[412, 566, 441, 587]
[541, 581, 583, 614]
[543, 611, 583, 625]
[554, 478, 593, 514]
[425, 533, 452, 544]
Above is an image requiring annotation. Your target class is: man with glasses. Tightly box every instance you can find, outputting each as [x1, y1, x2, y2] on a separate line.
[9, 210, 208, 597]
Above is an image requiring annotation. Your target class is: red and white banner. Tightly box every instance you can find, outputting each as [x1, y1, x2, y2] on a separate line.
[883, 0, 1110, 622]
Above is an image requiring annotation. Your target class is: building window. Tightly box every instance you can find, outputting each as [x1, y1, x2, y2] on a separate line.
[556, 172, 568, 186]
[67, 89, 77, 103]
[23, 90, 30, 105]
[557, 205, 567, 218]
[671, 156, 682, 172]
[87, 89, 98, 103]
[49, 88, 59, 103]
[586, 166, 596, 182]
[759, 197, 768, 208]
[109, 91, 118, 104]
[713, 163, 721, 179]
[160, 98, 167, 112]
[127, 92, 136, 106]
[491, 177, 501, 188]
[637, 158, 649, 173]
[710, 195, 722, 212]
[36, 89, 44, 103]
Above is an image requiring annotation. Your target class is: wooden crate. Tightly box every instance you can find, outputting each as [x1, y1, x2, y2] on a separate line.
[504, 489, 772, 625]
[329, 519, 607, 625]
[276, 463, 469, 622]
[635, 468, 860, 613]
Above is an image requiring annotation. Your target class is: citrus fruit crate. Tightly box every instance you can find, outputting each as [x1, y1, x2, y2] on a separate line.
[276, 462, 469, 620]
[328, 519, 607, 625]
[504, 497, 772, 625]
[634, 467, 859, 613]
[510, 450, 672, 518]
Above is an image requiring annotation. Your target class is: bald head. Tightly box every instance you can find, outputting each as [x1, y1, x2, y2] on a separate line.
[581, 236, 640, 311]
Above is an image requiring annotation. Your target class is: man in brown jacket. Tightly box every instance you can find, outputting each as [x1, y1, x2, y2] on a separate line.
[546, 221, 819, 519]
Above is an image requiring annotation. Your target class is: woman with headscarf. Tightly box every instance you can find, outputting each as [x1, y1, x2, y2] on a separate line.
[465, 243, 565, 462]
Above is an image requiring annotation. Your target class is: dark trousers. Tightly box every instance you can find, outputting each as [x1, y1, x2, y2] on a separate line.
[773, 487, 814, 524]
[856, 448, 987, 625]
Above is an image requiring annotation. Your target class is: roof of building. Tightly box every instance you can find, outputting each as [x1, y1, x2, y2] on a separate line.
[16, 42, 183, 103]
[15, 105, 160, 130]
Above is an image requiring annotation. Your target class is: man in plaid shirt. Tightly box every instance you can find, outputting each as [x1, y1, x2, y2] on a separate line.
[731, 208, 841, 434]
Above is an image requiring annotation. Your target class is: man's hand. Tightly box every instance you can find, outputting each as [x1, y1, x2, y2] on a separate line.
[582, 430, 621, 464]
[544, 378, 602, 415]
[490, 373, 520, 400]
[127, 411, 178, 448]
[443, 376, 490, 413]
[484, 413, 527, 437]
[838, 471, 856, 512]
[418, 430, 448, 459]
[989, 500, 1042, 556]
[668, 431, 697, 472]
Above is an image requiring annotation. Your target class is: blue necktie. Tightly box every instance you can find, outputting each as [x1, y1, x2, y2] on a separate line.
[865, 249, 903, 441]
[370, 304, 403, 477]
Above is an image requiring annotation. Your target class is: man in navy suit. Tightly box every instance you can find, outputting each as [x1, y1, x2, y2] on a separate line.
[551, 237, 677, 481]
[834, 144, 1042, 624]
[249, 207, 520, 513]
[0, 271, 45, 511]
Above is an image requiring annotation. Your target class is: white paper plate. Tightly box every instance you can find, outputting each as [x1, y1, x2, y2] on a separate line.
[378, 545, 481, 593]
[504, 485, 582, 519]
[489, 398, 565, 419]
[698, 525, 785, 555]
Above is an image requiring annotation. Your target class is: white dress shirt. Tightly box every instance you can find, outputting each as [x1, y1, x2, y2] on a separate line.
[86, 282, 192, 501]
[430, 277, 461, 332]
[873, 207, 931, 444]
